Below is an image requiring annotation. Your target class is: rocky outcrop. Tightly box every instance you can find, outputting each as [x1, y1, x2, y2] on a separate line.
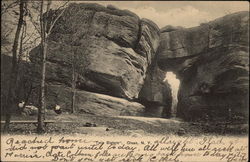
[4, 3, 246, 120]
[29, 3, 162, 115]
[30, 3, 160, 100]
[158, 11, 249, 121]
[160, 25, 184, 33]
[138, 61, 172, 118]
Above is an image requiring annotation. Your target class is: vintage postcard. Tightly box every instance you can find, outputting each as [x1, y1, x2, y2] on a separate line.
[1, 1, 249, 161]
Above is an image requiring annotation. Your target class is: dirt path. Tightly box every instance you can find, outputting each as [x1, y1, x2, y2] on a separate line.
[1, 113, 248, 136]
[117, 116, 183, 124]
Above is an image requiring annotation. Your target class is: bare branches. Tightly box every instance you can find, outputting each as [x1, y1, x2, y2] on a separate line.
[23, 32, 35, 44]
[44, 0, 51, 38]
[27, 7, 41, 36]
[47, 4, 68, 35]
[2, 45, 11, 53]
[1, 0, 19, 15]
[55, 1, 69, 11]
[1, 28, 13, 44]
[26, 1, 69, 37]
[37, 0, 53, 134]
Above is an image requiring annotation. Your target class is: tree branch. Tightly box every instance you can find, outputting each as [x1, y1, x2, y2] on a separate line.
[1, 0, 19, 15]
[27, 7, 42, 36]
[47, 1, 69, 35]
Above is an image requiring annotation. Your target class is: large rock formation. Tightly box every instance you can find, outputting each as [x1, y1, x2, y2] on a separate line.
[3, 3, 247, 120]
[29, 3, 162, 115]
[46, 85, 144, 116]
[30, 3, 160, 99]
[158, 11, 249, 121]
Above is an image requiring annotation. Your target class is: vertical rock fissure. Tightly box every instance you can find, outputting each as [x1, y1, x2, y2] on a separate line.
[135, 20, 142, 49]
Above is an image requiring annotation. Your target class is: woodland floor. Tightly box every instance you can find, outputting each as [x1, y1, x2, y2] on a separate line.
[1, 111, 248, 136]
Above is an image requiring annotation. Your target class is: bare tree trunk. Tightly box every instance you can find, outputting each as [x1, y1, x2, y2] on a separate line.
[4, 0, 25, 133]
[17, 19, 26, 64]
[37, 39, 47, 133]
[71, 85, 76, 113]
[15, 12, 27, 103]
[71, 50, 77, 113]
[36, 0, 66, 133]
[71, 65, 76, 113]
[22, 84, 33, 111]
[37, 0, 50, 133]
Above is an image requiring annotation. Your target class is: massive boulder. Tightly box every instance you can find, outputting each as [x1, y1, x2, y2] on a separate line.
[30, 3, 160, 100]
[158, 11, 249, 121]
[29, 3, 162, 115]
[46, 85, 144, 116]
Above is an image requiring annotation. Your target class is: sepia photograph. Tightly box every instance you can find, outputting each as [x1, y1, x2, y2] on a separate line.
[1, 0, 249, 161]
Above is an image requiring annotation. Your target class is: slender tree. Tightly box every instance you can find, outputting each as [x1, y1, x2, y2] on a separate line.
[71, 36, 90, 113]
[71, 52, 77, 113]
[2, 0, 68, 133]
[36, 0, 68, 133]
[3, 0, 25, 132]
[37, 0, 49, 133]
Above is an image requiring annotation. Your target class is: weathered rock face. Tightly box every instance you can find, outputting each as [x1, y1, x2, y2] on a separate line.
[138, 61, 172, 118]
[29, 3, 162, 115]
[158, 11, 249, 121]
[46, 85, 144, 116]
[3, 3, 248, 121]
[30, 3, 160, 100]
[160, 25, 184, 33]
